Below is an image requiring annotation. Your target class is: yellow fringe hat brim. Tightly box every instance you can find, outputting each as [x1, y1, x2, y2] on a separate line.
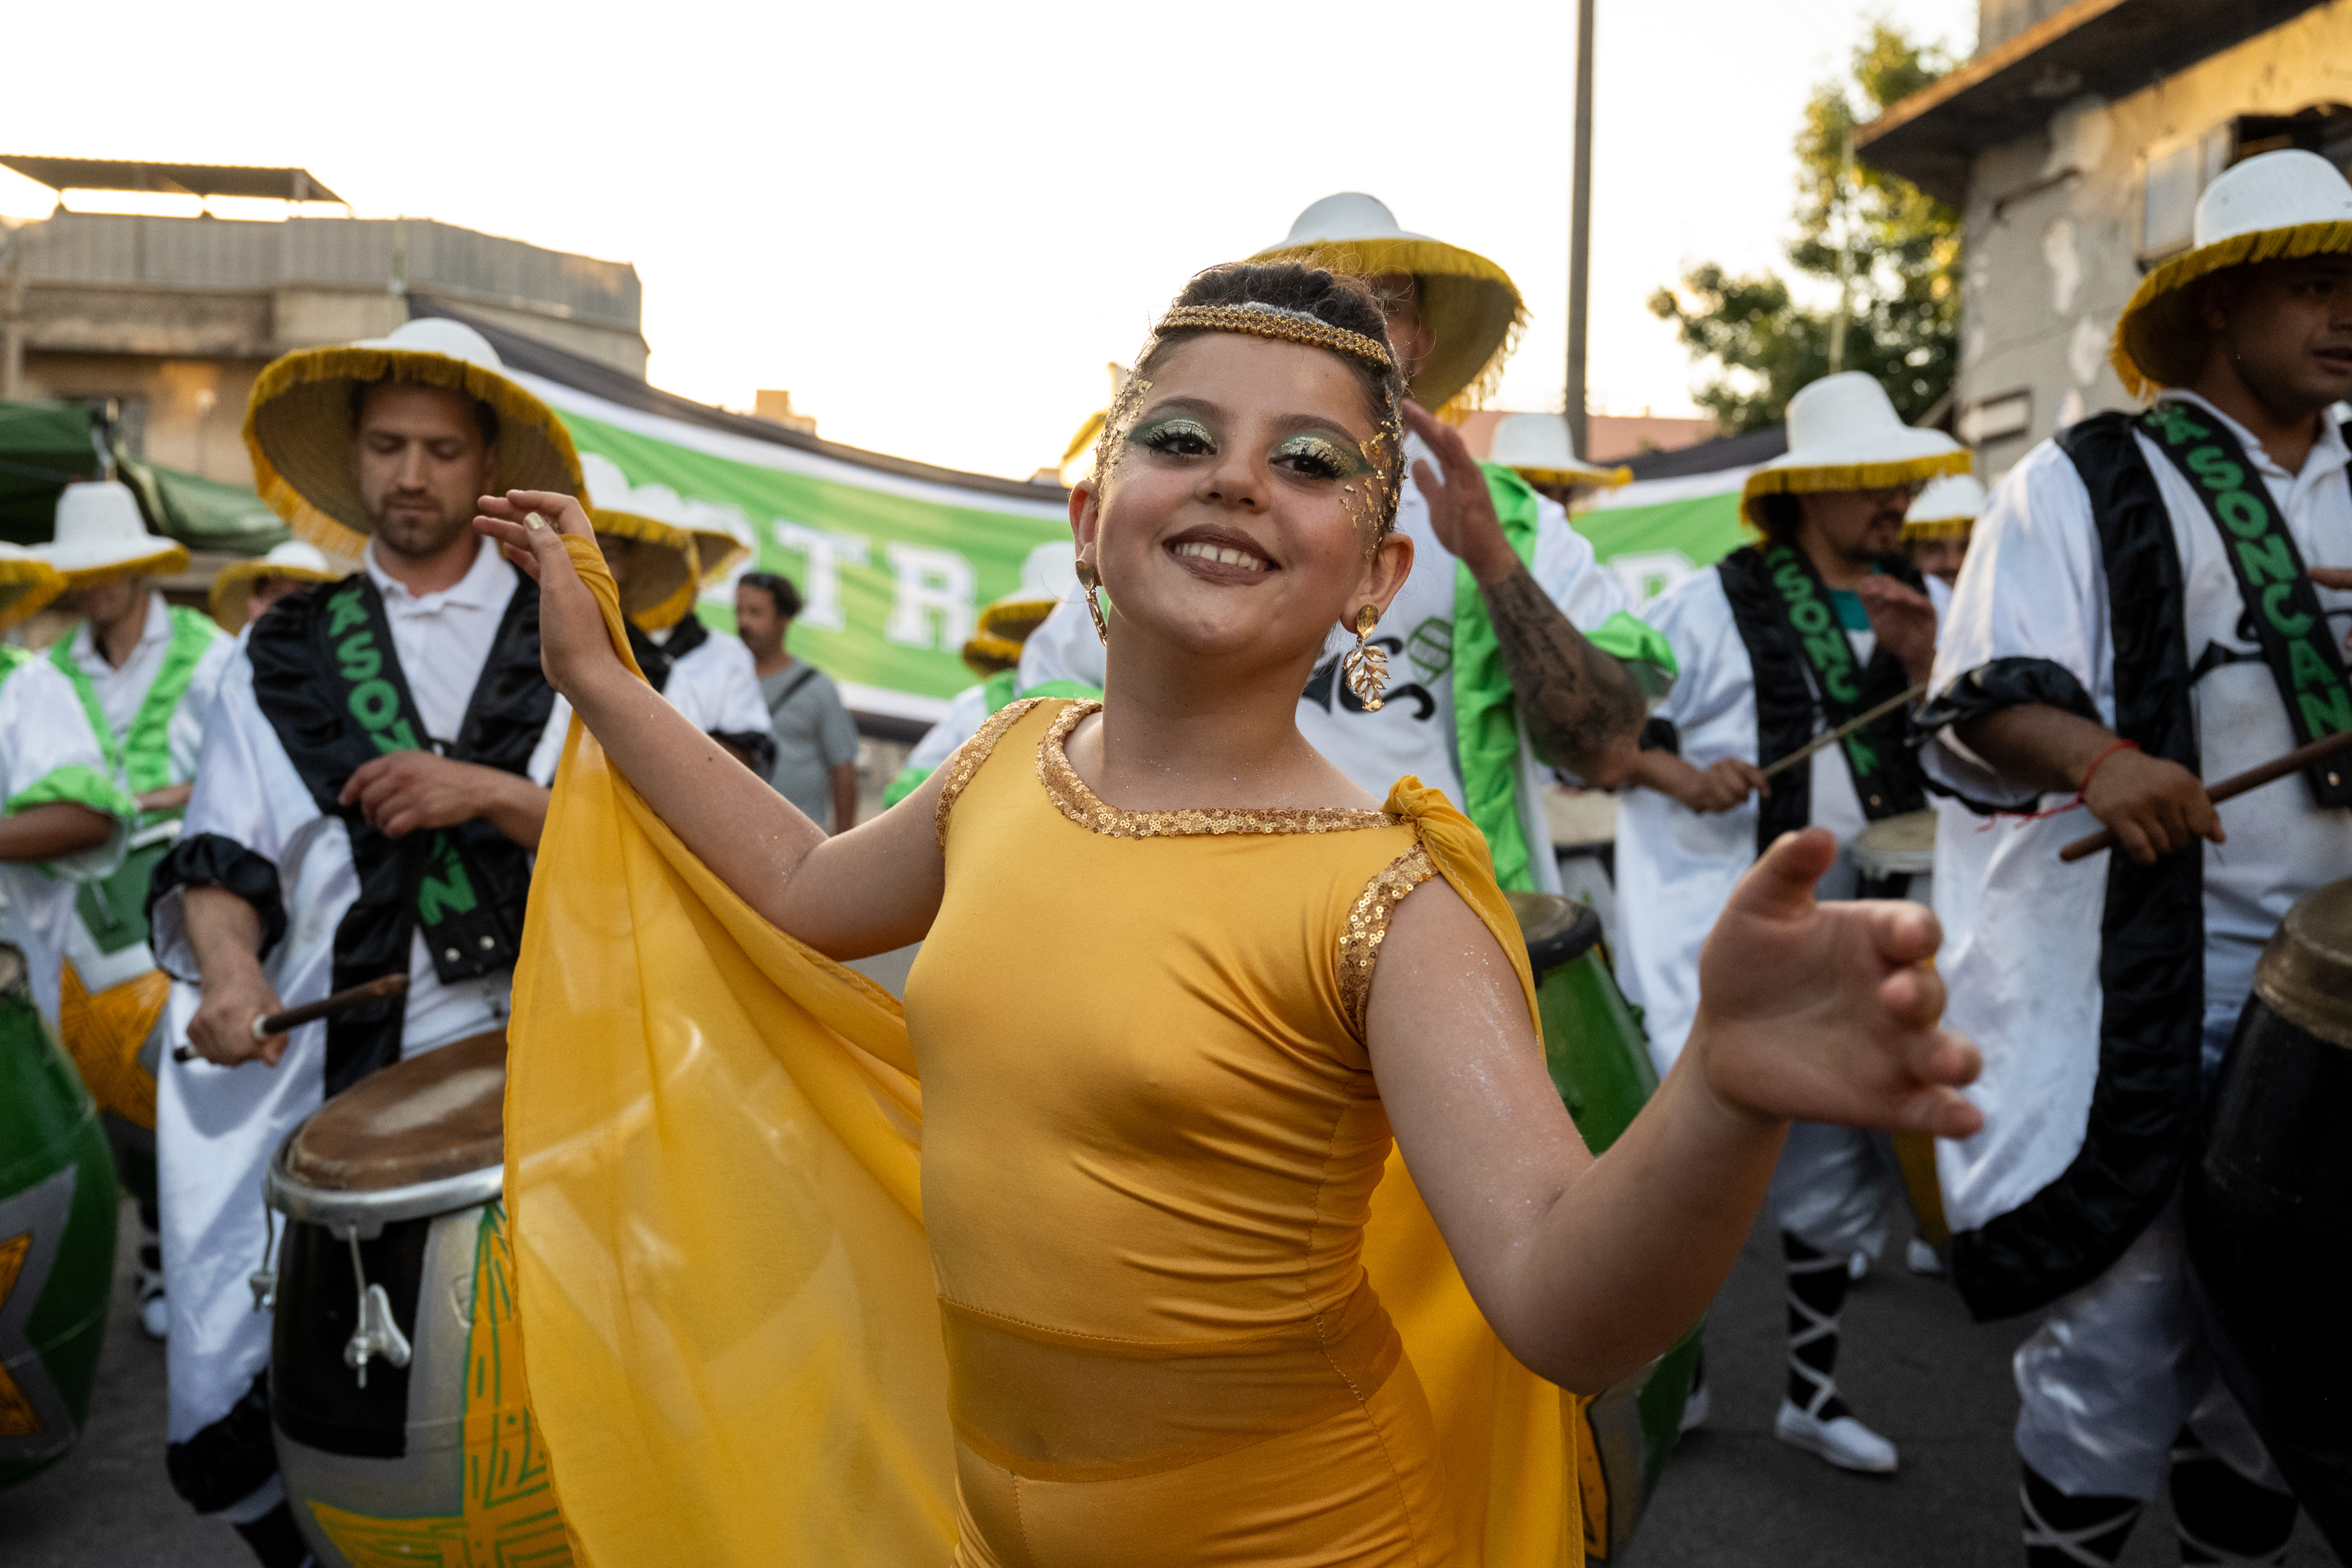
[975, 593, 1060, 642]
[1739, 449, 1975, 528]
[59, 544, 192, 587]
[1248, 236, 1527, 414]
[0, 559, 67, 632]
[2111, 220, 2352, 397]
[1518, 463, 1633, 490]
[592, 508, 698, 626]
[245, 344, 588, 535]
[960, 630, 1026, 677]
[688, 528, 750, 586]
[207, 559, 341, 631]
[1902, 516, 1974, 540]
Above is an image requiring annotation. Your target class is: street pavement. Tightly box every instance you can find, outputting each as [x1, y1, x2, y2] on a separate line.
[5, 1197, 2336, 1565]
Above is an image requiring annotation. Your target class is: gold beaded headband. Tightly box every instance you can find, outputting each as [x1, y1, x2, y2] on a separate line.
[1154, 303, 1397, 373]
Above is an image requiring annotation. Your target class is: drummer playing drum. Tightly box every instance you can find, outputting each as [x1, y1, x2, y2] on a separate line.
[1614, 368, 1959, 1474]
[1916, 148, 2352, 1564]
[142, 320, 584, 1568]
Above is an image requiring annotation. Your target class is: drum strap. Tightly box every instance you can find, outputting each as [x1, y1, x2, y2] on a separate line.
[2136, 400, 2352, 807]
[1715, 543, 1926, 859]
[248, 573, 553, 1094]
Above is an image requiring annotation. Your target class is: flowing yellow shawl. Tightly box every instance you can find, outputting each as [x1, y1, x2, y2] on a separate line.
[506, 539, 1585, 1565]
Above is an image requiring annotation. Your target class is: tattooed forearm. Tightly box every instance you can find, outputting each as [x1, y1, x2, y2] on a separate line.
[1480, 564, 1646, 786]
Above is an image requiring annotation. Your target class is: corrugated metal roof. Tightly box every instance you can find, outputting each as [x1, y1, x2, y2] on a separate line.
[0, 157, 344, 204]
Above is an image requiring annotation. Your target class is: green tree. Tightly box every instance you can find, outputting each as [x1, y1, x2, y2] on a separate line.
[1649, 23, 1961, 432]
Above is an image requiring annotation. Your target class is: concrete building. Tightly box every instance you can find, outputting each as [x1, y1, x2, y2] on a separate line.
[0, 158, 645, 488]
[1857, 0, 2346, 480]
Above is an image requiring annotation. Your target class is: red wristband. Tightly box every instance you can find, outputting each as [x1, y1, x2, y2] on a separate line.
[2077, 738, 2140, 795]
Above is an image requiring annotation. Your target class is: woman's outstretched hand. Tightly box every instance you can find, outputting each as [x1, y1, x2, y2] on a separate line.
[475, 491, 622, 702]
[1690, 827, 1982, 1139]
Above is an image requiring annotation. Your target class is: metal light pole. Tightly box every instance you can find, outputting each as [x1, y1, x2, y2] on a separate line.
[1565, 0, 1595, 459]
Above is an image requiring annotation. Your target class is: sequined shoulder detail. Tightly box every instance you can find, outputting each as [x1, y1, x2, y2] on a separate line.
[1037, 701, 1397, 840]
[1338, 842, 1437, 1038]
[935, 697, 1052, 851]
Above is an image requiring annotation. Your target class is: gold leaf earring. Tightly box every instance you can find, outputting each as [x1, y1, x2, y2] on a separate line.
[1341, 604, 1388, 712]
[1075, 558, 1110, 646]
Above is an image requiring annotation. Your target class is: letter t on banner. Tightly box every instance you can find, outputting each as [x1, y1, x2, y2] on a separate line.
[773, 521, 873, 632]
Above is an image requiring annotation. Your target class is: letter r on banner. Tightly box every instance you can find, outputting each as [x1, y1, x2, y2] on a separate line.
[884, 543, 977, 649]
[773, 521, 872, 633]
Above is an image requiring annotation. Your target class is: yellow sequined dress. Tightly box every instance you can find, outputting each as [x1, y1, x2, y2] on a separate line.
[505, 554, 1581, 1568]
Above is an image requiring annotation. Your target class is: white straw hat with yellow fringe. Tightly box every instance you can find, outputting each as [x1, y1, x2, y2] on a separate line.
[1250, 194, 1526, 415]
[2112, 148, 2352, 398]
[1904, 472, 1984, 541]
[0, 542, 66, 630]
[589, 506, 701, 629]
[31, 480, 191, 585]
[1486, 412, 1630, 489]
[245, 318, 587, 554]
[208, 539, 340, 631]
[1739, 372, 1970, 528]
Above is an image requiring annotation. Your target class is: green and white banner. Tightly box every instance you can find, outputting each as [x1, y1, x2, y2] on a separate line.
[1573, 466, 1758, 610]
[517, 373, 1075, 724]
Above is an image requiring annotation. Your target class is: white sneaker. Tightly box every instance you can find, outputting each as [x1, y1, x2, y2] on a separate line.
[135, 1267, 168, 1341]
[1678, 1378, 1711, 1433]
[1906, 1237, 1944, 1276]
[1847, 1250, 1870, 1281]
[1774, 1398, 1898, 1473]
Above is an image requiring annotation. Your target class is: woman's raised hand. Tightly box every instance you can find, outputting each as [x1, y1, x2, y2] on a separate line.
[1690, 827, 1982, 1139]
[474, 491, 622, 702]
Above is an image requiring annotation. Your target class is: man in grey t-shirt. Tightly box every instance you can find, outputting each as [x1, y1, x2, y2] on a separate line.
[736, 572, 860, 832]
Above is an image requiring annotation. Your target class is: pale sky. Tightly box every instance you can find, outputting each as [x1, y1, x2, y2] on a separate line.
[1, 0, 1975, 481]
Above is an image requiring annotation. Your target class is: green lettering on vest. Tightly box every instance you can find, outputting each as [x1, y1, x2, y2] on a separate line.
[2262, 581, 2314, 637]
[1842, 734, 1880, 775]
[416, 841, 478, 927]
[368, 720, 421, 755]
[2299, 684, 2352, 738]
[349, 678, 401, 729]
[336, 630, 383, 682]
[1789, 599, 1833, 635]
[2187, 446, 2245, 492]
[2291, 637, 2337, 691]
[2216, 489, 2270, 539]
[2146, 405, 2210, 445]
[2235, 532, 2297, 588]
[326, 590, 369, 637]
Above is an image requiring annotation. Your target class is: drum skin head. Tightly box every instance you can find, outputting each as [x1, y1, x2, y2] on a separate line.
[1852, 808, 1937, 880]
[284, 1031, 506, 1191]
[2256, 880, 2352, 1047]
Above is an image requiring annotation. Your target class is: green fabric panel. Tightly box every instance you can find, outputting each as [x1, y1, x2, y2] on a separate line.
[1014, 679, 1100, 704]
[5, 763, 137, 823]
[123, 607, 225, 796]
[140, 462, 289, 554]
[0, 400, 100, 545]
[1450, 463, 1544, 893]
[1584, 611, 1680, 702]
[980, 668, 1021, 713]
[47, 637, 123, 781]
[881, 764, 929, 809]
[1568, 489, 1749, 601]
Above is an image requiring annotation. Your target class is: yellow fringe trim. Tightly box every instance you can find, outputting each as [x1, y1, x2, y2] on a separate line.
[975, 593, 1058, 641]
[59, 544, 191, 588]
[689, 528, 750, 586]
[2111, 220, 2352, 397]
[1901, 516, 1974, 539]
[243, 343, 586, 532]
[960, 632, 1025, 676]
[593, 508, 700, 630]
[1518, 463, 1633, 490]
[0, 559, 66, 632]
[1739, 449, 1975, 526]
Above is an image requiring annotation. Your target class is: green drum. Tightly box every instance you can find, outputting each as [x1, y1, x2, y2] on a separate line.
[1505, 891, 1700, 1563]
[0, 942, 120, 1490]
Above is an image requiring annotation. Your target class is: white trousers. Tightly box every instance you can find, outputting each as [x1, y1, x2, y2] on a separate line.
[1769, 1121, 1904, 1260]
[2013, 1200, 2284, 1501]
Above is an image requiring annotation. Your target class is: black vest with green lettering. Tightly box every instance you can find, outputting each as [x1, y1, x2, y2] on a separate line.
[249, 573, 552, 1094]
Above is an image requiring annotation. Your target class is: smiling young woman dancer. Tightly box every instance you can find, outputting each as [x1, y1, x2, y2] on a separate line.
[479, 262, 1980, 1568]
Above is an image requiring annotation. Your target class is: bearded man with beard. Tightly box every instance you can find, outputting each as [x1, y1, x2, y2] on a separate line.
[141, 319, 585, 1565]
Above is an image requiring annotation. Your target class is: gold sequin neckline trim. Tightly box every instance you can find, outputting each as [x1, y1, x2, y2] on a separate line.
[1037, 701, 1397, 840]
[1338, 844, 1436, 1036]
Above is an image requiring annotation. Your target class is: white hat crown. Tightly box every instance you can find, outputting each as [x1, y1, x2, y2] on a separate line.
[54, 481, 163, 548]
[357, 316, 506, 372]
[260, 539, 333, 573]
[2194, 148, 2352, 250]
[1487, 413, 1589, 473]
[1784, 372, 1908, 456]
[1274, 192, 1430, 250]
[1907, 472, 1986, 523]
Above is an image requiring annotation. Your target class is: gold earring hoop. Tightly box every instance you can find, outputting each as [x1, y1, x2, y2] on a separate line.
[1075, 558, 1110, 646]
[1341, 604, 1388, 712]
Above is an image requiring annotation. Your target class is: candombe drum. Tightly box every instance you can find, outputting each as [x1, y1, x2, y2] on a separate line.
[260, 1032, 573, 1564]
[2187, 879, 2352, 1555]
[1506, 891, 1696, 1563]
[1845, 809, 1951, 1249]
[0, 942, 118, 1490]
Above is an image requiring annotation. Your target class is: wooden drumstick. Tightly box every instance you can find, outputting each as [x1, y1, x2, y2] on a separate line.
[1759, 681, 1930, 780]
[171, 974, 410, 1063]
[2058, 727, 2352, 863]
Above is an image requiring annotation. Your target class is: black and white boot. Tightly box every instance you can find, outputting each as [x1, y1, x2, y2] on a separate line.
[2170, 1429, 2299, 1565]
[2020, 1461, 2141, 1565]
[1772, 1232, 1897, 1472]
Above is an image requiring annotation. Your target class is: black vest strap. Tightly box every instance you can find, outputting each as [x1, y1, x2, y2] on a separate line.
[625, 621, 675, 695]
[661, 612, 710, 662]
[1715, 544, 1926, 860]
[1947, 412, 2206, 1322]
[248, 572, 553, 1094]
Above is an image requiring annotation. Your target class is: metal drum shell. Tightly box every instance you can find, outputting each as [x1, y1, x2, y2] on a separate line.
[2187, 879, 2352, 1552]
[0, 944, 119, 1492]
[1505, 892, 1696, 1561]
